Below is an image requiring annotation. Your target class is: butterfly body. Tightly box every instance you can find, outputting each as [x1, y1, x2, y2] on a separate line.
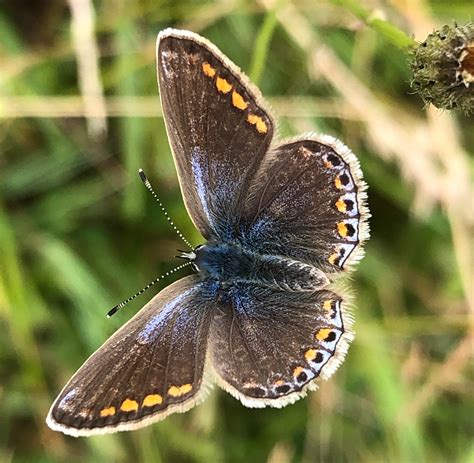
[194, 242, 329, 291]
[47, 28, 370, 436]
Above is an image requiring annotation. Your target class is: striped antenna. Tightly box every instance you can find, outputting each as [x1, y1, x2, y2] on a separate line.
[138, 168, 193, 249]
[107, 261, 192, 318]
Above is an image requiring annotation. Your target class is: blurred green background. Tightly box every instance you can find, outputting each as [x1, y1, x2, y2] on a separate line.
[0, 0, 472, 462]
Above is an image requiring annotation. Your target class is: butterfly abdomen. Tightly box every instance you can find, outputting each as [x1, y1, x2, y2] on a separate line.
[256, 254, 329, 291]
[194, 242, 328, 291]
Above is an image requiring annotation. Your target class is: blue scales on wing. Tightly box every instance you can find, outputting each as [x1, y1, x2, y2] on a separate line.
[157, 32, 274, 240]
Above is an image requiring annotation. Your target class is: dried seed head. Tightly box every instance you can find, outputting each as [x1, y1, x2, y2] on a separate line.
[410, 23, 474, 114]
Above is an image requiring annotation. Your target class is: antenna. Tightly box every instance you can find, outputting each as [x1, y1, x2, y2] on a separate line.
[107, 261, 192, 318]
[138, 169, 193, 249]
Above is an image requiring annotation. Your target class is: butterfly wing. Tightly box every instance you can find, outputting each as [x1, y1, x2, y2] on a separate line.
[47, 276, 214, 436]
[157, 29, 274, 239]
[241, 134, 370, 272]
[209, 283, 352, 406]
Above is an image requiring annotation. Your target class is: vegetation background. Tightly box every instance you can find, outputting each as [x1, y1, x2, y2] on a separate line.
[0, 0, 472, 462]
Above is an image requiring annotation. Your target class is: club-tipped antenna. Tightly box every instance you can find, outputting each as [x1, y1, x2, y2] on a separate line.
[107, 261, 192, 318]
[138, 168, 193, 250]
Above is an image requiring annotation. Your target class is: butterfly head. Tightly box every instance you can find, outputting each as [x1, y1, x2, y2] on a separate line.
[188, 243, 229, 275]
[177, 244, 207, 272]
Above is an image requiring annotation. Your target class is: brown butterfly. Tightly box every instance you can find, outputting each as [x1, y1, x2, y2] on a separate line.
[47, 29, 369, 436]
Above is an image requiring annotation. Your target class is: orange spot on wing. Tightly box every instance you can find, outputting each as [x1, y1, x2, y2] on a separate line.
[316, 328, 332, 341]
[100, 406, 116, 417]
[323, 300, 333, 311]
[202, 62, 216, 78]
[328, 253, 338, 265]
[232, 91, 248, 110]
[335, 176, 343, 189]
[305, 349, 317, 362]
[247, 114, 268, 134]
[168, 384, 193, 397]
[180, 383, 193, 394]
[143, 394, 163, 407]
[293, 366, 304, 378]
[216, 77, 232, 93]
[168, 386, 180, 397]
[336, 198, 347, 212]
[337, 222, 348, 237]
[120, 399, 138, 412]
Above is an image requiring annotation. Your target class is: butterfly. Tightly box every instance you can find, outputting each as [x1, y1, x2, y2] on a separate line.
[47, 28, 369, 436]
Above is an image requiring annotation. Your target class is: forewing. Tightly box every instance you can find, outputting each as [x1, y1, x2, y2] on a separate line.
[157, 29, 274, 239]
[47, 276, 213, 436]
[209, 283, 353, 406]
[242, 134, 370, 272]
